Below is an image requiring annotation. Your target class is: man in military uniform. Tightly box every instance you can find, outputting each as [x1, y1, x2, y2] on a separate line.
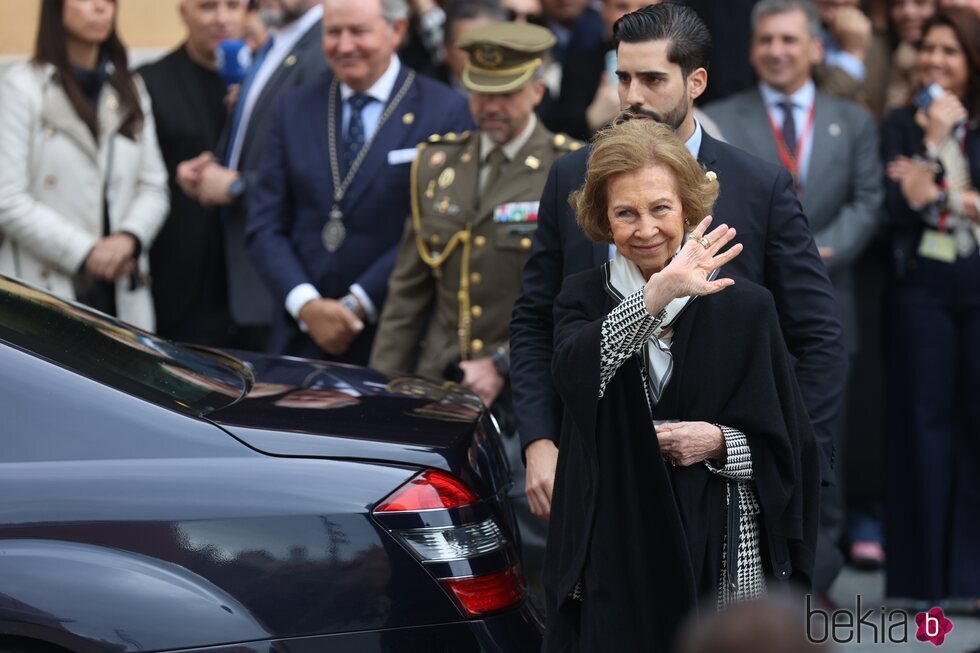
[370, 21, 580, 599]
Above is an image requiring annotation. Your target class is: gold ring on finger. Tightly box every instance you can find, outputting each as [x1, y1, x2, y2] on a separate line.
[698, 236, 710, 249]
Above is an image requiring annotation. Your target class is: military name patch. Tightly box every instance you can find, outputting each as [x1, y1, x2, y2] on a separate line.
[494, 201, 539, 223]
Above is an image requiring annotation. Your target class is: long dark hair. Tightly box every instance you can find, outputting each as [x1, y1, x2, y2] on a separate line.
[32, 0, 143, 139]
[919, 8, 980, 118]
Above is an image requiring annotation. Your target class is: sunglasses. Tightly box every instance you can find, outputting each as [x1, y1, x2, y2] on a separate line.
[504, 9, 547, 25]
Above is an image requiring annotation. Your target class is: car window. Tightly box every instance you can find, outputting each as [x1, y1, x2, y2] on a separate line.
[0, 276, 250, 415]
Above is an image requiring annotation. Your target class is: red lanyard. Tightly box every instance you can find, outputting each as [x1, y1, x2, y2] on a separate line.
[767, 102, 816, 193]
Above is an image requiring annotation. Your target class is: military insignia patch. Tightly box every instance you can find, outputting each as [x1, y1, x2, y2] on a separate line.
[493, 201, 540, 223]
[474, 44, 504, 68]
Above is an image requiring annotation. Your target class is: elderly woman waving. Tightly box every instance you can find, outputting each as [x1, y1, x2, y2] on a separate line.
[543, 118, 819, 653]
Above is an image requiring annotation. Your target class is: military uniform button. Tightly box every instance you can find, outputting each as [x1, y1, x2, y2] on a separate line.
[474, 235, 487, 248]
[430, 234, 442, 245]
[520, 237, 532, 250]
[471, 339, 484, 353]
[470, 272, 482, 285]
[471, 305, 483, 318]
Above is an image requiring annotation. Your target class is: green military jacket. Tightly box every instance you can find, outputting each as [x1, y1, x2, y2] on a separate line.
[370, 120, 582, 379]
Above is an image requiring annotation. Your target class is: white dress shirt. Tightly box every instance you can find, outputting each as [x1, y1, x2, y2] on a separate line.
[339, 55, 402, 141]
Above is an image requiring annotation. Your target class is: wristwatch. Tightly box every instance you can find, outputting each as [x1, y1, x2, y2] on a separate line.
[491, 346, 510, 377]
[228, 177, 247, 202]
[339, 293, 363, 318]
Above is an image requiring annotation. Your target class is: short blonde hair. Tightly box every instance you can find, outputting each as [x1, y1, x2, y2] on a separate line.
[571, 119, 720, 244]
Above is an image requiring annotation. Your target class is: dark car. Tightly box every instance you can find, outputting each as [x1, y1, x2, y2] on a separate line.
[0, 275, 542, 652]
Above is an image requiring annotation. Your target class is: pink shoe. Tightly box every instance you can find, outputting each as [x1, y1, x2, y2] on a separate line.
[850, 540, 885, 570]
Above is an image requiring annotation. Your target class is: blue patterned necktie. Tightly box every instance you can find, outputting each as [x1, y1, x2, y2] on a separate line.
[777, 100, 797, 154]
[344, 93, 373, 174]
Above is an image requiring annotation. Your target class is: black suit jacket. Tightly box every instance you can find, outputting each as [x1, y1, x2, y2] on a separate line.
[545, 41, 609, 142]
[510, 130, 846, 483]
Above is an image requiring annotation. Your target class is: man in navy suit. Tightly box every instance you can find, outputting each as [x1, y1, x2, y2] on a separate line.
[246, 0, 474, 365]
[511, 4, 847, 526]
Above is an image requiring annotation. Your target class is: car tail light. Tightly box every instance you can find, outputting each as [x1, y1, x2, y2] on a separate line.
[375, 469, 524, 617]
[397, 518, 505, 560]
[375, 469, 478, 512]
[443, 568, 525, 617]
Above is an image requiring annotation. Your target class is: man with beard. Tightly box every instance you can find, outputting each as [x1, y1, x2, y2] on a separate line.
[176, 0, 327, 351]
[370, 23, 580, 601]
[510, 3, 846, 549]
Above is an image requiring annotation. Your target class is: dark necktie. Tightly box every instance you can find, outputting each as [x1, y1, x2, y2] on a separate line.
[483, 147, 507, 193]
[344, 93, 373, 174]
[777, 100, 797, 154]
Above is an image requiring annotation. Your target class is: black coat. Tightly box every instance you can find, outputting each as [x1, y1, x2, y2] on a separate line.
[544, 268, 820, 652]
[510, 131, 846, 484]
[139, 46, 230, 344]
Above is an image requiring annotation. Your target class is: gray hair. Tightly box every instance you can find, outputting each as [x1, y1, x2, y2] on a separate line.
[750, 0, 822, 39]
[381, 0, 410, 23]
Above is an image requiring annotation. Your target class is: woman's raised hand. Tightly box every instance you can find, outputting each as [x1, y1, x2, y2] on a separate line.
[917, 93, 968, 148]
[643, 216, 743, 315]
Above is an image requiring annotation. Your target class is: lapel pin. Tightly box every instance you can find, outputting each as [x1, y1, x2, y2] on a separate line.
[525, 155, 541, 170]
[403, 112, 415, 125]
[829, 123, 841, 137]
[284, 55, 297, 67]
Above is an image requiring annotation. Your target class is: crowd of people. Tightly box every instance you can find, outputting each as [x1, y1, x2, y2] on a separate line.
[1, 0, 979, 649]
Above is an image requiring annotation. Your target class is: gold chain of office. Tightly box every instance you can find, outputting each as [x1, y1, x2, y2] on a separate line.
[322, 71, 416, 251]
